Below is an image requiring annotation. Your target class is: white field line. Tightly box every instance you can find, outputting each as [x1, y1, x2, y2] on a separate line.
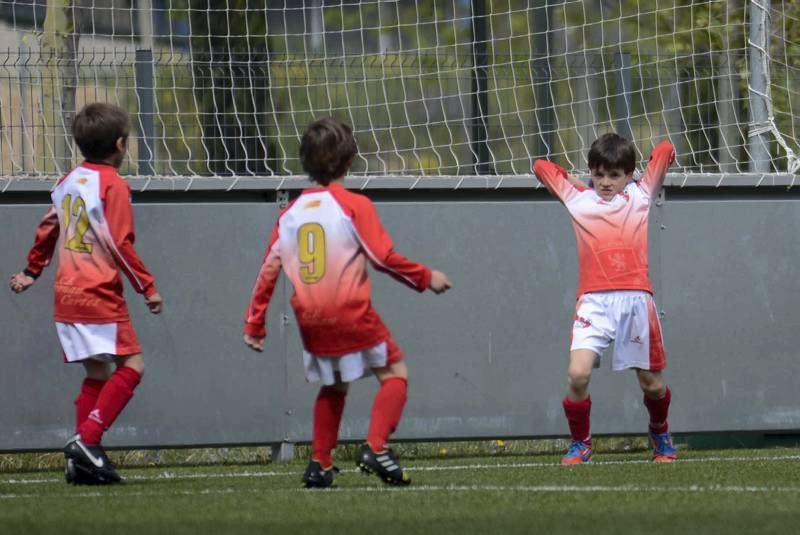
[2, 454, 800, 486]
[4, 483, 800, 500]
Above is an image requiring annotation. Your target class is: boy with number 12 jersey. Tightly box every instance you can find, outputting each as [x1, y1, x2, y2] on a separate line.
[10, 103, 162, 485]
[244, 117, 451, 487]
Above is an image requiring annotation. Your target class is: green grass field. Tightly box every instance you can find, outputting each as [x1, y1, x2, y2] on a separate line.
[2, 448, 799, 534]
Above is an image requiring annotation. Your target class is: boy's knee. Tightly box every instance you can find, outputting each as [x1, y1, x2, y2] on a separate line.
[637, 371, 665, 398]
[567, 369, 591, 393]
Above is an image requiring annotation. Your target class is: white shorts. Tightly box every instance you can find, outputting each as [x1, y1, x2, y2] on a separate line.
[56, 321, 142, 363]
[303, 338, 403, 385]
[570, 290, 666, 371]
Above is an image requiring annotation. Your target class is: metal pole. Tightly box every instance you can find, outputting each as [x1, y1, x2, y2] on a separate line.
[532, 0, 553, 158]
[615, 51, 633, 141]
[471, 0, 490, 174]
[135, 48, 155, 176]
[748, 0, 771, 173]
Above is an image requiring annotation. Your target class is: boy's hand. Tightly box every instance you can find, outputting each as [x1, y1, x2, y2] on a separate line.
[146, 292, 163, 314]
[9, 272, 34, 294]
[428, 270, 452, 294]
[243, 334, 266, 352]
[566, 173, 585, 189]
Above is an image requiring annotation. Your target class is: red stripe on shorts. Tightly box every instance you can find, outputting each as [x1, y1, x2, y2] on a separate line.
[647, 298, 666, 371]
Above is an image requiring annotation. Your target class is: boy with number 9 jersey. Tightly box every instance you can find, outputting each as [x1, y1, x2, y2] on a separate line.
[244, 117, 451, 487]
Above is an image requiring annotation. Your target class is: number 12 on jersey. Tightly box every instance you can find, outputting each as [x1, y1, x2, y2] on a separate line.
[298, 223, 326, 284]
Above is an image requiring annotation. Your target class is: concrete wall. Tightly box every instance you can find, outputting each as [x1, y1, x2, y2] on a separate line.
[1, 183, 798, 450]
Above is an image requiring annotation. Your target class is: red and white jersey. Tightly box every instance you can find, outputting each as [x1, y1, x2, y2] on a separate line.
[533, 141, 675, 296]
[244, 183, 432, 356]
[25, 162, 157, 323]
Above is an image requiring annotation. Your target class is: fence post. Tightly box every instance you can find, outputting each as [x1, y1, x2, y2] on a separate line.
[747, 0, 771, 173]
[134, 48, 155, 176]
[532, 0, 553, 159]
[471, 0, 491, 174]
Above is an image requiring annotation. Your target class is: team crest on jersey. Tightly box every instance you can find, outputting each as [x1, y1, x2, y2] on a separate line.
[77, 178, 88, 185]
[304, 200, 322, 209]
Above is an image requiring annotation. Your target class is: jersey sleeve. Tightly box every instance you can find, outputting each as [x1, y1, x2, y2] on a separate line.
[532, 160, 584, 203]
[638, 141, 676, 198]
[24, 207, 60, 278]
[244, 222, 282, 338]
[102, 180, 157, 297]
[350, 198, 432, 292]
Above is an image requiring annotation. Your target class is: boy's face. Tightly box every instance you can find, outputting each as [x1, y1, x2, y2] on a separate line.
[591, 165, 633, 201]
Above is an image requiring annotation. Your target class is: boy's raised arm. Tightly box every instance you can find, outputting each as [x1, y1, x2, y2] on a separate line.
[532, 160, 584, 203]
[638, 140, 675, 198]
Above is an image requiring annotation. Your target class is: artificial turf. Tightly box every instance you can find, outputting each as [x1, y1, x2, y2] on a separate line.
[1, 448, 799, 534]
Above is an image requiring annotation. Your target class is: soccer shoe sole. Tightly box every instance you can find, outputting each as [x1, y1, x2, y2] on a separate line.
[560, 455, 592, 465]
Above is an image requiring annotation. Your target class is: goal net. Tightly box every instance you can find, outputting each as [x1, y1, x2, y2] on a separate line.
[0, 1, 798, 182]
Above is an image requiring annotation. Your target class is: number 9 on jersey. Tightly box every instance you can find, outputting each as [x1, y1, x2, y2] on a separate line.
[298, 223, 326, 284]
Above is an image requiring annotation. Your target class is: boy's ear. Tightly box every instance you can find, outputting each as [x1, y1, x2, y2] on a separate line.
[115, 137, 127, 152]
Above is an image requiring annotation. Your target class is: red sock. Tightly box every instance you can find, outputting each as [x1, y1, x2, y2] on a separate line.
[74, 378, 105, 432]
[77, 366, 142, 445]
[644, 386, 671, 434]
[563, 396, 592, 445]
[366, 377, 408, 452]
[311, 386, 347, 468]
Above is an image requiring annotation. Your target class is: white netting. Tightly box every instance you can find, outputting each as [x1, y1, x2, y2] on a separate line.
[0, 0, 798, 181]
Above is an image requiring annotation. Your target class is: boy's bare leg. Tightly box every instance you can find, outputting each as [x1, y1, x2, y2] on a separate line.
[636, 368, 666, 399]
[636, 368, 672, 434]
[562, 349, 597, 463]
[566, 349, 596, 401]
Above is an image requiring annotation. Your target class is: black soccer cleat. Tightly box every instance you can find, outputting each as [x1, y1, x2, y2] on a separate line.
[64, 434, 124, 485]
[356, 444, 411, 486]
[301, 460, 339, 488]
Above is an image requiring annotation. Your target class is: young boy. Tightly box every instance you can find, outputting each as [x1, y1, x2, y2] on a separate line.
[9, 103, 162, 484]
[532, 133, 677, 464]
[243, 117, 451, 488]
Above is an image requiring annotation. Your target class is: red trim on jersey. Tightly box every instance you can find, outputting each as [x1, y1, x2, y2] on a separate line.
[327, 184, 432, 291]
[98, 169, 157, 298]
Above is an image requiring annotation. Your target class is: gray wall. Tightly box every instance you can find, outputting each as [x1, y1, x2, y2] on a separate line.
[1, 186, 799, 450]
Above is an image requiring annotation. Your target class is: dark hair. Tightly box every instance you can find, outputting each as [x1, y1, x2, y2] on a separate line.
[587, 133, 636, 174]
[71, 103, 130, 161]
[299, 117, 357, 185]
